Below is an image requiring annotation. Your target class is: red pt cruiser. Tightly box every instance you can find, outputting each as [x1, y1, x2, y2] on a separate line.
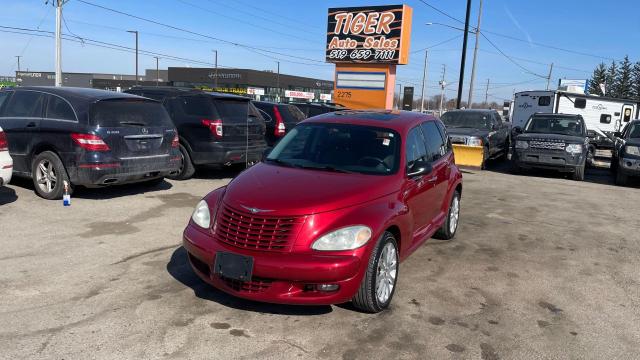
[183, 111, 462, 312]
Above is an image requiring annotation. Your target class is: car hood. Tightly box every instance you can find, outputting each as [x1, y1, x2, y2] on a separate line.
[222, 163, 401, 216]
[446, 127, 490, 137]
[517, 133, 584, 144]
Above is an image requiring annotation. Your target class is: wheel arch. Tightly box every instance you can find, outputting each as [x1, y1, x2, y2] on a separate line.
[30, 143, 64, 171]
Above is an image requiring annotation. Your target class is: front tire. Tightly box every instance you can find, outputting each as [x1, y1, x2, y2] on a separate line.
[31, 151, 72, 200]
[573, 162, 585, 181]
[615, 170, 628, 186]
[481, 146, 489, 170]
[168, 144, 196, 180]
[352, 232, 399, 313]
[434, 190, 461, 240]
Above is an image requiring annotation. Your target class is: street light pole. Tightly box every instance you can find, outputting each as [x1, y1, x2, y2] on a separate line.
[456, 0, 473, 109]
[467, 0, 483, 109]
[154, 56, 159, 86]
[15, 56, 21, 73]
[420, 50, 428, 113]
[213, 50, 218, 89]
[127, 30, 139, 85]
[276, 61, 280, 101]
[54, 0, 65, 87]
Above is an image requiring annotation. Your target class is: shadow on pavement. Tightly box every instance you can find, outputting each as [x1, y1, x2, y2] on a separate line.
[0, 186, 18, 205]
[166, 246, 333, 316]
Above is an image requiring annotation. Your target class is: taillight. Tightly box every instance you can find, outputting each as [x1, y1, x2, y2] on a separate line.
[71, 133, 110, 151]
[0, 131, 7, 151]
[273, 106, 286, 137]
[171, 133, 179, 148]
[202, 119, 223, 139]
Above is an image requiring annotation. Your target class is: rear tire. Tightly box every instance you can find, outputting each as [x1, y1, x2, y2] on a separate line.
[481, 146, 489, 170]
[31, 151, 73, 200]
[615, 170, 628, 186]
[434, 190, 461, 240]
[573, 162, 585, 181]
[352, 232, 399, 313]
[168, 144, 196, 180]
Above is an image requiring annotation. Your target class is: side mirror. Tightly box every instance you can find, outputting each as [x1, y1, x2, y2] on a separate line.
[407, 159, 433, 177]
[512, 126, 523, 135]
[613, 131, 622, 138]
[261, 148, 272, 161]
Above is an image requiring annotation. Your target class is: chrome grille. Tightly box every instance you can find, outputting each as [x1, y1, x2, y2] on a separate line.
[214, 204, 305, 252]
[529, 140, 565, 151]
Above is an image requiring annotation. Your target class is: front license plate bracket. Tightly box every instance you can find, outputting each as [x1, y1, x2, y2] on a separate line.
[213, 252, 254, 281]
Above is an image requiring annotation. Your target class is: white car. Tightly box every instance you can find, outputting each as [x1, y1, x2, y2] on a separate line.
[0, 126, 12, 186]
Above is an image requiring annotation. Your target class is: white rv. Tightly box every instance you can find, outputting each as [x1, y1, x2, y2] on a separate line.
[511, 90, 639, 148]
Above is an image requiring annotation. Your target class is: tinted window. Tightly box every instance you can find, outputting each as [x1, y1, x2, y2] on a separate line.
[89, 99, 173, 127]
[434, 120, 452, 152]
[215, 100, 249, 123]
[254, 103, 275, 120]
[538, 96, 551, 106]
[421, 121, 446, 162]
[441, 111, 491, 129]
[5, 91, 44, 117]
[524, 116, 584, 136]
[285, 105, 306, 122]
[0, 91, 12, 113]
[405, 127, 428, 166]
[267, 123, 400, 175]
[181, 96, 215, 117]
[629, 124, 640, 139]
[258, 109, 272, 122]
[45, 95, 76, 121]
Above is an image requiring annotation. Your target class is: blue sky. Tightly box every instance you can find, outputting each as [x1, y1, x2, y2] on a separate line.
[1, 0, 640, 102]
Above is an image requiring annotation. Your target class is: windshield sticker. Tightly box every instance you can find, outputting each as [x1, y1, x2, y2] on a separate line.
[382, 139, 390, 146]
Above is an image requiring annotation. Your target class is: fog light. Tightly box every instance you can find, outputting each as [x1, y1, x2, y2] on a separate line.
[627, 161, 633, 168]
[317, 284, 339, 292]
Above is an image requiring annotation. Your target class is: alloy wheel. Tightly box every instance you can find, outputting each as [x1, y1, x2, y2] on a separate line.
[375, 242, 398, 304]
[35, 159, 57, 194]
[449, 195, 460, 234]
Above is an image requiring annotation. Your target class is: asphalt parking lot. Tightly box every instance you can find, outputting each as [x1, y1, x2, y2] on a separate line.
[0, 164, 639, 360]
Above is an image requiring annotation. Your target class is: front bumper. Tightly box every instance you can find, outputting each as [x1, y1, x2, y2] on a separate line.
[190, 141, 267, 166]
[513, 149, 584, 172]
[182, 225, 365, 305]
[619, 157, 640, 176]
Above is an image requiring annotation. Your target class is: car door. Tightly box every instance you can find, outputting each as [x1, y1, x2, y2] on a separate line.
[403, 126, 438, 243]
[0, 90, 45, 173]
[420, 120, 450, 222]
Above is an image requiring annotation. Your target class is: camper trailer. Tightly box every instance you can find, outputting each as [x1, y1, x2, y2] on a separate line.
[511, 90, 639, 149]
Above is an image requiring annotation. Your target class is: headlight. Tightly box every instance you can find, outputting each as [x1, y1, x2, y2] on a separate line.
[191, 200, 211, 228]
[626, 145, 640, 156]
[311, 225, 372, 251]
[565, 144, 583, 154]
[466, 137, 483, 147]
[515, 140, 529, 149]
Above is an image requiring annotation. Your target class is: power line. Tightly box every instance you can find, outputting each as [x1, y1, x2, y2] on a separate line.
[480, 32, 547, 79]
[74, 0, 330, 66]
[232, 0, 326, 32]
[411, 34, 462, 54]
[416, 0, 465, 25]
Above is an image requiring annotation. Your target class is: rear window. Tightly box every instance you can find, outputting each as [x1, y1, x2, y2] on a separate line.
[181, 96, 215, 117]
[214, 100, 249, 123]
[89, 99, 173, 127]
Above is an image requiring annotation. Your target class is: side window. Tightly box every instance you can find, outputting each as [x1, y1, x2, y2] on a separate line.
[4, 91, 44, 117]
[538, 96, 551, 106]
[574, 98, 587, 109]
[600, 114, 612, 124]
[0, 91, 12, 114]
[45, 95, 76, 121]
[421, 121, 446, 162]
[258, 109, 272, 122]
[405, 127, 428, 168]
[180, 96, 215, 117]
[434, 120, 452, 152]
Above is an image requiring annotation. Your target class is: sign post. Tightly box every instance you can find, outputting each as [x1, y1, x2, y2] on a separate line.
[326, 5, 413, 110]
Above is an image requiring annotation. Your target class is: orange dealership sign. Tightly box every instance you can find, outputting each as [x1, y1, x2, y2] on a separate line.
[326, 5, 413, 64]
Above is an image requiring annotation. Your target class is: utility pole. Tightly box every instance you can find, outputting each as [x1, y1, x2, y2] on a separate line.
[276, 61, 280, 101]
[213, 49, 218, 89]
[15, 56, 21, 73]
[420, 50, 429, 112]
[127, 30, 139, 85]
[154, 56, 159, 86]
[546, 63, 554, 90]
[456, 0, 472, 109]
[54, 0, 66, 87]
[467, 0, 483, 109]
[484, 78, 490, 106]
[439, 64, 447, 115]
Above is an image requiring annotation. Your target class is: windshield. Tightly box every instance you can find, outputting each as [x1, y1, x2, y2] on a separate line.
[629, 124, 640, 138]
[524, 116, 584, 136]
[441, 112, 491, 129]
[266, 123, 400, 175]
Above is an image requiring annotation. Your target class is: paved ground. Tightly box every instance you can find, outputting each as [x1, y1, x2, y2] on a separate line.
[0, 163, 639, 360]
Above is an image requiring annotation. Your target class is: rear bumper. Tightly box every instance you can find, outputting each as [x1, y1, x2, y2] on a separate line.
[182, 224, 366, 305]
[0, 151, 13, 186]
[190, 141, 267, 166]
[619, 157, 640, 176]
[69, 155, 181, 186]
[513, 150, 584, 172]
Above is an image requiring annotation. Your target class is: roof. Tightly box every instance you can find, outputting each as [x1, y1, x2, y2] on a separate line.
[11, 86, 144, 101]
[303, 110, 437, 133]
[533, 113, 583, 118]
[126, 86, 250, 100]
[444, 109, 496, 113]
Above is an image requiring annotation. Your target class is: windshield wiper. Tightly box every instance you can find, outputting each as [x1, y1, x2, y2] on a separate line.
[265, 158, 301, 168]
[300, 165, 357, 174]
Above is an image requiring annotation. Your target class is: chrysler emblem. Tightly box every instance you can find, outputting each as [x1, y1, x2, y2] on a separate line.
[240, 205, 273, 214]
[141, 127, 149, 134]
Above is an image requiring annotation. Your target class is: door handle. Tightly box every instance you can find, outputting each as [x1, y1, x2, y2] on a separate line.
[427, 176, 438, 184]
[26, 122, 37, 128]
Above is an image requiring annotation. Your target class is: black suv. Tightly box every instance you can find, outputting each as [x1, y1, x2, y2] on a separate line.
[0, 87, 181, 199]
[291, 102, 344, 118]
[125, 87, 267, 179]
[510, 113, 589, 181]
[440, 109, 510, 169]
[253, 101, 306, 146]
[612, 119, 640, 186]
